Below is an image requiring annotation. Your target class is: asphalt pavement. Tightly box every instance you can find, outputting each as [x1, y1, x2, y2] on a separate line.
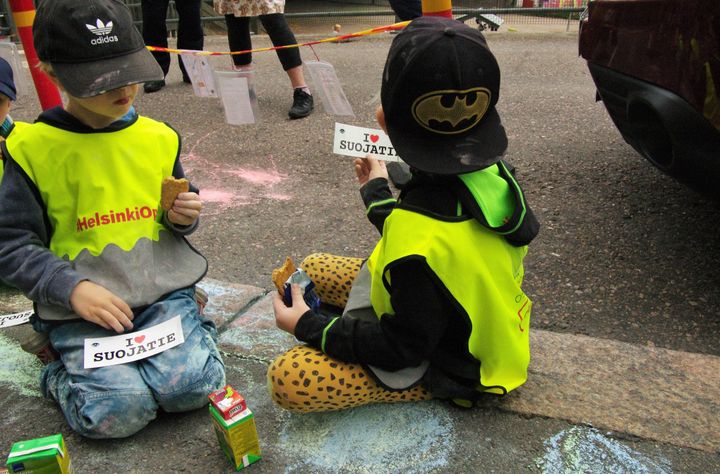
[1, 25, 719, 473]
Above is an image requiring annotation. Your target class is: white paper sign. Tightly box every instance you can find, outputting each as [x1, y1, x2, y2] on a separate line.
[0, 310, 33, 328]
[333, 123, 401, 162]
[180, 53, 217, 98]
[83, 315, 185, 369]
[305, 60, 354, 117]
[215, 71, 258, 125]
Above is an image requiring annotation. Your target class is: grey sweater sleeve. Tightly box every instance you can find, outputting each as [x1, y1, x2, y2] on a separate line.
[0, 157, 85, 309]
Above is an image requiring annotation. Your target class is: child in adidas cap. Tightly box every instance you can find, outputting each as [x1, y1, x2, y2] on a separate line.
[0, 0, 225, 438]
[268, 16, 539, 412]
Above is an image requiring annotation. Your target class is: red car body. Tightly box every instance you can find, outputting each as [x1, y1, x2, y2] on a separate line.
[579, 0, 720, 194]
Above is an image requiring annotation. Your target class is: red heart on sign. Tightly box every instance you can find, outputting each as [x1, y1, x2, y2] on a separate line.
[370, 134, 379, 143]
[134, 335, 145, 344]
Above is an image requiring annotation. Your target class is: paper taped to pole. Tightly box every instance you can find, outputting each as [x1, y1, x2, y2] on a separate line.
[215, 70, 259, 125]
[181, 53, 218, 98]
[305, 60, 354, 117]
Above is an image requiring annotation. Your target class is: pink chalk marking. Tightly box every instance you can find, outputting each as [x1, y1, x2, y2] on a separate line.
[200, 189, 237, 204]
[179, 142, 291, 210]
[264, 193, 292, 201]
[223, 167, 287, 186]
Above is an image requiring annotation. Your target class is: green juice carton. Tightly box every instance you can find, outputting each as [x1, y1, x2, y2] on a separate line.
[209, 387, 261, 471]
[5, 434, 73, 473]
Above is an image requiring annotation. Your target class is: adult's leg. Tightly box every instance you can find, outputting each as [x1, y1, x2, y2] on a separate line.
[141, 0, 172, 76]
[267, 345, 431, 412]
[388, 0, 422, 21]
[224, 15, 253, 67]
[175, 0, 204, 81]
[300, 253, 363, 308]
[137, 287, 226, 412]
[257, 14, 302, 74]
[41, 321, 158, 439]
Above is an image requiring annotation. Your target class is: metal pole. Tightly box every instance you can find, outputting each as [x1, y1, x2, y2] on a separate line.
[421, 0, 453, 18]
[9, 0, 62, 110]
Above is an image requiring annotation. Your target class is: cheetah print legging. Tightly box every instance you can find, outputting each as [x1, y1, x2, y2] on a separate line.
[299, 252, 363, 308]
[267, 253, 432, 412]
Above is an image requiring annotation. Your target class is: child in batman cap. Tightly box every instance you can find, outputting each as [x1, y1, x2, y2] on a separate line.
[269, 16, 540, 412]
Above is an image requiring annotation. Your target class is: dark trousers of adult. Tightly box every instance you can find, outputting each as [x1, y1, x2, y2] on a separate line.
[224, 14, 302, 71]
[142, 0, 204, 81]
[388, 0, 422, 21]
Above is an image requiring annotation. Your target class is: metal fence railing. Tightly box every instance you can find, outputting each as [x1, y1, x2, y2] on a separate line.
[0, 0, 587, 41]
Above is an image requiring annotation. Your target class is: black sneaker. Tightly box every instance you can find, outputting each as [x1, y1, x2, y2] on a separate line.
[288, 89, 314, 119]
[143, 80, 166, 93]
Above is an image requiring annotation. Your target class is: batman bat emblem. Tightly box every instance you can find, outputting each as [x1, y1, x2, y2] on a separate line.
[412, 87, 491, 134]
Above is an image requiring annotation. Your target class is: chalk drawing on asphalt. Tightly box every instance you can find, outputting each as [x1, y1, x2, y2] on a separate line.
[182, 145, 291, 214]
[536, 426, 672, 474]
[279, 401, 454, 474]
[198, 279, 252, 320]
[0, 332, 43, 397]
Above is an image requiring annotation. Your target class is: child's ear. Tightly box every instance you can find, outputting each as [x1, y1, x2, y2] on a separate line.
[375, 105, 387, 133]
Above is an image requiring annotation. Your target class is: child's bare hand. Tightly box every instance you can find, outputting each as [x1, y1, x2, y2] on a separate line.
[272, 284, 310, 335]
[354, 156, 388, 186]
[168, 192, 202, 226]
[70, 281, 134, 333]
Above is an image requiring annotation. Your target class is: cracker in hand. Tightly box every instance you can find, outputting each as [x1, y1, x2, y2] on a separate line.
[271, 257, 297, 295]
[161, 177, 189, 211]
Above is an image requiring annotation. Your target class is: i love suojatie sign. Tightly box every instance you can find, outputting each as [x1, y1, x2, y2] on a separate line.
[83, 316, 185, 368]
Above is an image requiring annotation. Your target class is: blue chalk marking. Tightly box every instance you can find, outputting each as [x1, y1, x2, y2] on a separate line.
[198, 280, 244, 319]
[219, 325, 296, 354]
[279, 402, 453, 473]
[536, 426, 672, 474]
[0, 332, 43, 397]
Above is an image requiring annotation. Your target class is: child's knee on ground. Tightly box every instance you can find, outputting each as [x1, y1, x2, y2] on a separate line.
[154, 354, 226, 413]
[68, 386, 158, 439]
[267, 345, 431, 412]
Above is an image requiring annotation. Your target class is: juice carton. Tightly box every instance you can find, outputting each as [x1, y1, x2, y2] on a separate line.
[208, 385, 247, 421]
[209, 387, 261, 471]
[5, 434, 73, 473]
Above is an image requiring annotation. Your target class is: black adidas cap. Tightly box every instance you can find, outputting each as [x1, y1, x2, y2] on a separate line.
[381, 16, 508, 175]
[33, 0, 163, 98]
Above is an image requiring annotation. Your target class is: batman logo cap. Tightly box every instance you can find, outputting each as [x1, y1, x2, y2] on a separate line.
[381, 16, 508, 175]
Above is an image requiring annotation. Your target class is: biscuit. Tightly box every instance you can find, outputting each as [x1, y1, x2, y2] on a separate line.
[161, 177, 189, 211]
[271, 257, 297, 295]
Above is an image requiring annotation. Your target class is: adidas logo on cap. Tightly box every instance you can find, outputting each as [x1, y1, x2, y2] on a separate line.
[86, 19, 118, 45]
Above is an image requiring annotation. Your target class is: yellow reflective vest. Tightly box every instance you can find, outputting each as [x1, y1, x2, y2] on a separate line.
[0, 120, 29, 183]
[367, 207, 532, 394]
[5, 116, 206, 319]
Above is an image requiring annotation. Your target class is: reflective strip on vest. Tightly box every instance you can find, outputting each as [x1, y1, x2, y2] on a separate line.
[7, 117, 177, 260]
[367, 208, 531, 394]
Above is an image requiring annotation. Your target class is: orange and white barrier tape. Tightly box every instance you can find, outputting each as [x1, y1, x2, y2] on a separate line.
[146, 21, 410, 57]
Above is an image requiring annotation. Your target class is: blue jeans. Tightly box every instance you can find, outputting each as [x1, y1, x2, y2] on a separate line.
[35, 287, 225, 439]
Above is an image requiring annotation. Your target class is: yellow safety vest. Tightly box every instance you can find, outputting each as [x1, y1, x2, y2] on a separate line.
[0, 121, 29, 183]
[5, 116, 206, 318]
[8, 117, 177, 259]
[367, 207, 531, 394]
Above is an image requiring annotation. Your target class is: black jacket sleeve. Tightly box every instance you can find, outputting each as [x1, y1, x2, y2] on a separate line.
[0, 156, 85, 308]
[360, 177, 395, 234]
[294, 258, 451, 371]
